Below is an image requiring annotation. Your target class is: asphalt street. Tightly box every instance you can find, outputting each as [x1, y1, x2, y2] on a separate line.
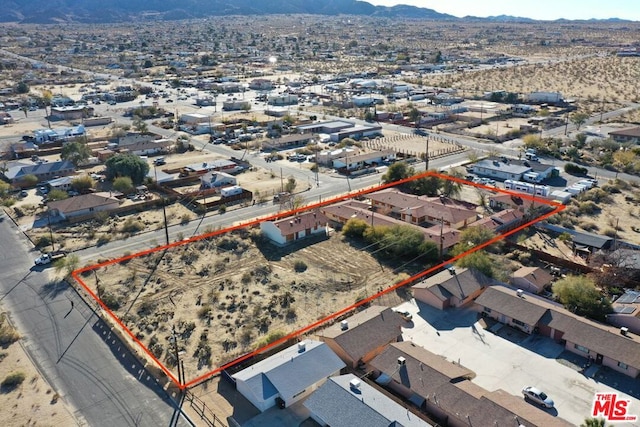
[0, 212, 190, 427]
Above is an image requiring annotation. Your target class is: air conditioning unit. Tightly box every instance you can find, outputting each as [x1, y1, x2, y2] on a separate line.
[298, 342, 306, 352]
[349, 378, 361, 391]
[516, 289, 524, 298]
[397, 356, 406, 366]
[341, 320, 349, 330]
[621, 327, 629, 336]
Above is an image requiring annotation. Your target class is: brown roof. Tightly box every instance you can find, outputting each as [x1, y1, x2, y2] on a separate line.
[475, 286, 548, 326]
[511, 266, 554, 289]
[47, 192, 120, 215]
[271, 210, 329, 235]
[413, 268, 494, 302]
[609, 127, 640, 137]
[478, 285, 640, 369]
[318, 305, 402, 362]
[484, 390, 573, 427]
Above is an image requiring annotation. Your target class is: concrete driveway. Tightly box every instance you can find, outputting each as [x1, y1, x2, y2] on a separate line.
[395, 300, 640, 427]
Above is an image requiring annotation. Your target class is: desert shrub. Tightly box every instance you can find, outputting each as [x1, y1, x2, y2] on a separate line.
[121, 218, 144, 233]
[577, 201, 599, 215]
[180, 213, 191, 225]
[241, 272, 252, 284]
[580, 222, 600, 232]
[197, 305, 211, 320]
[564, 163, 588, 175]
[96, 234, 111, 246]
[603, 228, 618, 237]
[2, 372, 26, 389]
[34, 235, 52, 248]
[293, 260, 308, 272]
[0, 314, 20, 345]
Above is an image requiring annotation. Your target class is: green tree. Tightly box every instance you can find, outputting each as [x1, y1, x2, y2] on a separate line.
[441, 170, 463, 197]
[0, 181, 10, 198]
[113, 176, 134, 194]
[455, 251, 494, 278]
[552, 275, 612, 321]
[381, 162, 414, 184]
[343, 218, 369, 238]
[132, 116, 148, 133]
[408, 106, 420, 127]
[409, 175, 442, 196]
[71, 175, 94, 192]
[15, 81, 29, 94]
[581, 418, 611, 427]
[61, 141, 92, 166]
[22, 174, 39, 188]
[284, 176, 297, 193]
[570, 112, 589, 130]
[105, 153, 149, 184]
[41, 89, 52, 128]
[451, 227, 501, 256]
[47, 189, 68, 201]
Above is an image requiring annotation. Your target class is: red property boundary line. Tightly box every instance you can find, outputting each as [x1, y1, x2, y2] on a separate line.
[71, 171, 565, 390]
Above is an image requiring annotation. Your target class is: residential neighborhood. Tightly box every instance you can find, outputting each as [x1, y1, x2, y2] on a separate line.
[0, 3, 640, 427]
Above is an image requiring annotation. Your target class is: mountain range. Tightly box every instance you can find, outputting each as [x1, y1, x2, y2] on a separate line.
[0, 0, 627, 24]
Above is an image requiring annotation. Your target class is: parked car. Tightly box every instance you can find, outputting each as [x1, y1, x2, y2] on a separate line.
[19, 190, 28, 197]
[154, 157, 166, 166]
[34, 250, 67, 266]
[522, 386, 554, 408]
[273, 192, 291, 203]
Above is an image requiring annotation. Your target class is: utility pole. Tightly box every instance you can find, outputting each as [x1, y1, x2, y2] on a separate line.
[425, 136, 430, 171]
[47, 211, 56, 252]
[171, 325, 183, 386]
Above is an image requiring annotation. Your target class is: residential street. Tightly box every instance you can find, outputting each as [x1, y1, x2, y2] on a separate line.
[0, 212, 191, 427]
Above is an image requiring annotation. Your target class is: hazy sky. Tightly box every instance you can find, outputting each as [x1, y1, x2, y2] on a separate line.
[366, 0, 639, 21]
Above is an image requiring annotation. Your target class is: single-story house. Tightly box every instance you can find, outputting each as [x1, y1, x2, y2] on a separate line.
[332, 149, 395, 171]
[470, 208, 524, 234]
[200, 171, 237, 189]
[33, 125, 86, 144]
[4, 160, 76, 185]
[510, 266, 554, 294]
[318, 305, 404, 368]
[475, 285, 640, 377]
[471, 158, 531, 181]
[260, 210, 329, 246]
[232, 340, 344, 412]
[368, 342, 569, 427]
[46, 175, 75, 192]
[608, 126, 640, 144]
[304, 373, 434, 427]
[329, 123, 383, 142]
[117, 138, 172, 156]
[607, 289, 640, 335]
[50, 105, 93, 121]
[47, 192, 120, 220]
[413, 267, 494, 310]
[315, 147, 359, 166]
[297, 120, 355, 135]
[261, 133, 315, 150]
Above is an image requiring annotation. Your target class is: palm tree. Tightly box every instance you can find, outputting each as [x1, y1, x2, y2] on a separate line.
[581, 418, 611, 427]
[41, 89, 53, 128]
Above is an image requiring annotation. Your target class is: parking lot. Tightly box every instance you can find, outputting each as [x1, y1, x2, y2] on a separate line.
[395, 300, 640, 427]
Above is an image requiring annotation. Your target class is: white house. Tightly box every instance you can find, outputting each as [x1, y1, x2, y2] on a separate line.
[232, 340, 345, 412]
[200, 171, 237, 189]
[260, 211, 330, 245]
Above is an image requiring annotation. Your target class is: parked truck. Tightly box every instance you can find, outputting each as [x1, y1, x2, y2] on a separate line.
[34, 250, 67, 266]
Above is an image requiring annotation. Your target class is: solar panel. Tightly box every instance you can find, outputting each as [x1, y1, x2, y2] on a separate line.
[616, 291, 640, 304]
[614, 306, 637, 314]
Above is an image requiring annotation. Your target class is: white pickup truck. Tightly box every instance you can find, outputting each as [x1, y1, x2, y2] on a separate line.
[34, 251, 67, 266]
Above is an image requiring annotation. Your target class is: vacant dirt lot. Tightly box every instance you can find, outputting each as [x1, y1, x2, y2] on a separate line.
[84, 228, 410, 383]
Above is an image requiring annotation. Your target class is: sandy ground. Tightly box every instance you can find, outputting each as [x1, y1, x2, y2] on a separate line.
[0, 316, 79, 427]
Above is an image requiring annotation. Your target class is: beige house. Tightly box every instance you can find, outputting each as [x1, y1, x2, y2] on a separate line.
[318, 305, 404, 368]
[47, 192, 121, 220]
[413, 268, 494, 310]
[510, 266, 554, 294]
[260, 211, 329, 246]
[369, 342, 571, 427]
[475, 285, 640, 378]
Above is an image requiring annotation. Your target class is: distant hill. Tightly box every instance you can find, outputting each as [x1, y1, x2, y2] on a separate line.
[0, 0, 457, 24]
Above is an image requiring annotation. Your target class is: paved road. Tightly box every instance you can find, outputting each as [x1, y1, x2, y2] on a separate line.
[0, 213, 190, 427]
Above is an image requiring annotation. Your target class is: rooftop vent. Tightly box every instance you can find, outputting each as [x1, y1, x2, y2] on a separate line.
[340, 320, 349, 330]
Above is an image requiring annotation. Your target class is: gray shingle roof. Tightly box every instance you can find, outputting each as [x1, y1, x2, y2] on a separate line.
[304, 374, 433, 427]
[318, 306, 403, 362]
[232, 340, 345, 401]
[413, 268, 494, 301]
[475, 286, 548, 325]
